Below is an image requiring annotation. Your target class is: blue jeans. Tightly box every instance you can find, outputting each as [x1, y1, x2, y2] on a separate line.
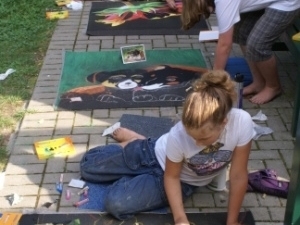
[80, 138, 195, 220]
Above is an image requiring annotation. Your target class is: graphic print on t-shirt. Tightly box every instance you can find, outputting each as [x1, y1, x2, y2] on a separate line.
[186, 142, 232, 176]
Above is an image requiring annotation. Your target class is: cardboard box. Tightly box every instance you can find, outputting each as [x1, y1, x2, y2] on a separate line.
[34, 137, 75, 159]
[46, 10, 69, 20]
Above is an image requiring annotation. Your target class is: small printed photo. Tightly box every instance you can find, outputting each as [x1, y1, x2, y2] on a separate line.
[121, 44, 146, 64]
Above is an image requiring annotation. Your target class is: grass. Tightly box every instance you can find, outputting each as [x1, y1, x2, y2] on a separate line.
[0, 0, 59, 171]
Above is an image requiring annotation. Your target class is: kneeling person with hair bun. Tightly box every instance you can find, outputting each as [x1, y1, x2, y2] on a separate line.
[80, 70, 255, 225]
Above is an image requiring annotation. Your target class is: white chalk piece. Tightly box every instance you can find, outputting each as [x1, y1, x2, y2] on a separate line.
[199, 30, 219, 42]
[102, 122, 121, 136]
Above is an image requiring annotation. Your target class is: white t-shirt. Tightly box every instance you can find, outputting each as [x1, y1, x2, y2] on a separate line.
[154, 108, 255, 187]
[215, 0, 300, 33]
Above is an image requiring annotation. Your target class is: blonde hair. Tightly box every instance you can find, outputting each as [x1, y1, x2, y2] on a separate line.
[182, 70, 237, 129]
[181, 0, 215, 30]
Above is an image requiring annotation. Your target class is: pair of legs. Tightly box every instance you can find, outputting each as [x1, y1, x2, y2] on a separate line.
[242, 47, 281, 104]
[235, 8, 300, 104]
[80, 127, 195, 220]
[80, 128, 167, 220]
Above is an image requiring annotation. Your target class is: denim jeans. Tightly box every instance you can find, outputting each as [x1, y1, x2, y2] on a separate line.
[80, 138, 195, 220]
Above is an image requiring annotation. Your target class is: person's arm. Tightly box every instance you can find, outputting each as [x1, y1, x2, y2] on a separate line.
[164, 157, 189, 225]
[227, 140, 252, 225]
[213, 27, 234, 70]
[166, 0, 177, 10]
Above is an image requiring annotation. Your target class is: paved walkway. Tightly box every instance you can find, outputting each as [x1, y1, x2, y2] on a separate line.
[0, 2, 297, 224]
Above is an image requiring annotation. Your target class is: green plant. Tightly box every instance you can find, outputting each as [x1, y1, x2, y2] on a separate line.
[0, 0, 58, 170]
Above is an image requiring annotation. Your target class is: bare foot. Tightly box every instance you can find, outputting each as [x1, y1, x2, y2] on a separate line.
[249, 87, 282, 104]
[242, 83, 264, 96]
[112, 127, 145, 143]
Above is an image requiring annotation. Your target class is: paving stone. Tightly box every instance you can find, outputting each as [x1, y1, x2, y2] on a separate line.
[184, 208, 200, 213]
[54, 129, 73, 137]
[58, 111, 76, 119]
[18, 127, 54, 137]
[192, 193, 215, 207]
[87, 44, 100, 51]
[31, 92, 58, 100]
[40, 183, 61, 195]
[266, 116, 288, 132]
[165, 35, 177, 43]
[260, 100, 291, 108]
[92, 109, 109, 118]
[279, 198, 287, 207]
[37, 195, 60, 211]
[11, 144, 36, 155]
[272, 131, 295, 141]
[251, 141, 258, 150]
[101, 39, 114, 49]
[72, 126, 106, 135]
[109, 109, 143, 118]
[45, 158, 66, 173]
[166, 43, 192, 48]
[183, 196, 193, 207]
[9, 155, 45, 164]
[247, 160, 266, 171]
[88, 135, 107, 150]
[258, 195, 282, 207]
[55, 119, 73, 135]
[269, 207, 286, 221]
[178, 39, 200, 44]
[21, 119, 56, 129]
[257, 141, 294, 150]
[92, 118, 119, 127]
[214, 192, 229, 207]
[67, 144, 88, 163]
[114, 36, 126, 44]
[0, 184, 40, 197]
[5, 163, 45, 175]
[74, 45, 87, 50]
[200, 208, 228, 213]
[27, 99, 56, 106]
[153, 40, 165, 48]
[74, 111, 92, 126]
[4, 174, 42, 186]
[242, 193, 260, 207]
[0, 196, 37, 209]
[143, 109, 160, 117]
[249, 150, 281, 160]
[278, 108, 293, 124]
[66, 162, 80, 173]
[160, 107, 177, 117]
[14, 136, 52, 145]
[23, 112, 57, 121]
[248, 207, 271, 221]
[280, 149, 293, 169]
[140, 35, 164, 39]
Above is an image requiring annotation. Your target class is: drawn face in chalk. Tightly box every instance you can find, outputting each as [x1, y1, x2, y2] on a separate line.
[117, 79, 138, 89]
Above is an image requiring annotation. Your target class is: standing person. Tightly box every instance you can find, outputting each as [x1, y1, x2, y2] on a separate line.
[167, 0, 300, 104]
[80, 70, 255, 225]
